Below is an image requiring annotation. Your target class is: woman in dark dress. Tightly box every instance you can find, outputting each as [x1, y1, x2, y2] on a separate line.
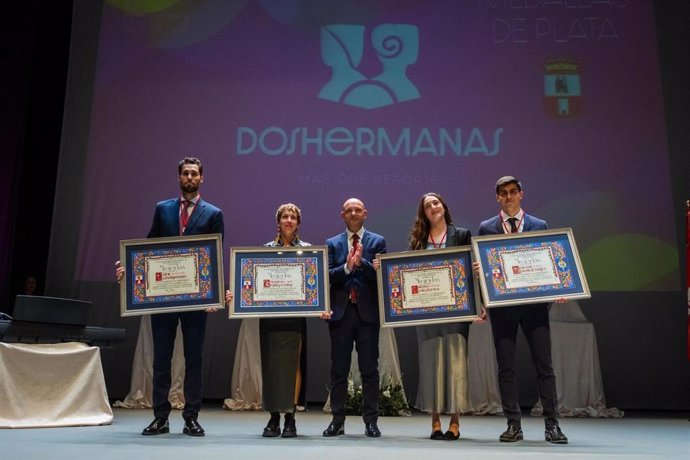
[226, 203, 308, 438]
[408, 193, 472, 441]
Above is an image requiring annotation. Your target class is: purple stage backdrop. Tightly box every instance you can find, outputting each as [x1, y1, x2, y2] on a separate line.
[74, 0, 676, 290]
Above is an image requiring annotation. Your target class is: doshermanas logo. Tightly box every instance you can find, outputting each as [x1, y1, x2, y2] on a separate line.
[319, 24, 420, 110]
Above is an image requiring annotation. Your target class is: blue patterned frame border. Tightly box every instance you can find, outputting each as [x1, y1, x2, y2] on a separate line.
[472, 227, 590, 308]
[229, 246, 330, 318]
[377, 246, 479, 328]
[119, 233, 224, 316]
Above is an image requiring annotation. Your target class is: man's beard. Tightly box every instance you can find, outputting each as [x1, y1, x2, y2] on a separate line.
[180, 183, 199, 194]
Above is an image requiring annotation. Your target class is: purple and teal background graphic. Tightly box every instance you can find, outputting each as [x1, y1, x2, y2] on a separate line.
[77, 0, 676, 290]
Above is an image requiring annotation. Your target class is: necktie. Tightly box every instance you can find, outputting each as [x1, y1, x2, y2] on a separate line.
[352, 233, 360, 251]
[508, 217, 518, 233]
[349, 234, 360, 303]
[180, 200, 191, 234]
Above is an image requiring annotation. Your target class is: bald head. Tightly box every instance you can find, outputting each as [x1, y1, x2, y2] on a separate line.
[340, 198, 367, 233]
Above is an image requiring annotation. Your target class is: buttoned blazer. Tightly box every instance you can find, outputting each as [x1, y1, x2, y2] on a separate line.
[327, 230, 386, 323]
[478, 213, 547, 236]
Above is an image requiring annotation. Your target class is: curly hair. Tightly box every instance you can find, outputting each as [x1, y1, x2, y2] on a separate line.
[275, 203, 301, 224]
[408, 193, 453, 250]
[274, 203, 302, 244]
[178, 157, 203, 175]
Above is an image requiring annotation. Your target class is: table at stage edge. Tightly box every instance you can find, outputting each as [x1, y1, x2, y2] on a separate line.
[0, 342, 113, 428]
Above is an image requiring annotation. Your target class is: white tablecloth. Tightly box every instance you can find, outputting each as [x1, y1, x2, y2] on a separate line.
[467, 320, 502, 415]
[0, 342, 113, 428]
[223, 318, 263, 410]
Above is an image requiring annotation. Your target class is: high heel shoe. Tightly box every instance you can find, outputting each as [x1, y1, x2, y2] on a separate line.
[430, 418, 444, 440]
[430, 429, 445, 440]
[443, 430, 460, 440]
[443, 424, 460, 441]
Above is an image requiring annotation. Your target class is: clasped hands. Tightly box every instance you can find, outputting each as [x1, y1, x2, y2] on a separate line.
[320, 248, 381, 321]
[346, 244, 382, 272]
[345, 243, 363, 272]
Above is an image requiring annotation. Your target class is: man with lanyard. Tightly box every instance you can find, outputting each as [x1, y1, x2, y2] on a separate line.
[477, 176, 568, 444]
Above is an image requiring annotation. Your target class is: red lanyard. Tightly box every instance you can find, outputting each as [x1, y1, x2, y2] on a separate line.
[501, 213, 524, 234]
[429, 229, 447, 248]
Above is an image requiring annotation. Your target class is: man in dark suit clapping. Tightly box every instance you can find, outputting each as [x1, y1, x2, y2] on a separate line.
[322, 198, 386, 438]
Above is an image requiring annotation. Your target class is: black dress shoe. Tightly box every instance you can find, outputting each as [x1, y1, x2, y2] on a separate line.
[364, 421, 381, 438]
[545, 426, 568, 444]
[183, 417, 205, 437]
[142, 417, 169, 436]
[499, 424, 523, 442]
[429, 429, 445, 440]
[141, 418, 170, 436]
[443, 429, 460, 441]
[281, 412, 297, 438]
[322, 421, 345, 437]
[263, 412, 281, 438]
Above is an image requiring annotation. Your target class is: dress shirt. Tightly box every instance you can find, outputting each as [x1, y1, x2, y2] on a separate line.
[500, 209, 524, 234]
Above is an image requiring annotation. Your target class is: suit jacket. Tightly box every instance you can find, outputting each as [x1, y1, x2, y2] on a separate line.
[478, 212, 548, 309]
[411, 225, 471, 249]
[446, 225, 472, 247]
[327, 229, 386, 323]
[147, 197, 224, 239]
[478, 213, 547, 236]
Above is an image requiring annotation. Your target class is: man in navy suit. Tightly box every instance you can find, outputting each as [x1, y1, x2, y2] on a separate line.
[117, 157, 224, 437]
[322, 198, 386, 438]
[478, 176, 567, 444]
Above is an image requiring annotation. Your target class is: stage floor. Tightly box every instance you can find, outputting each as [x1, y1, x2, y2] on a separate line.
[1, 406, 688, 459]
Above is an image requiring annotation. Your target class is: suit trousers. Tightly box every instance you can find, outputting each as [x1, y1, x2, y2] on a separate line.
[328, 303, 380, 424]
[151, 310, 207, 420]
[489, 304, 558, 429]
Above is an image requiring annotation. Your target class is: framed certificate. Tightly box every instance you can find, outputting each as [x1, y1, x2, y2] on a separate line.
[376, 247, 479, 328]
[472, 227, 590, 308]
[229, 246, 330, 318]
[119, 234, 224, 316]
